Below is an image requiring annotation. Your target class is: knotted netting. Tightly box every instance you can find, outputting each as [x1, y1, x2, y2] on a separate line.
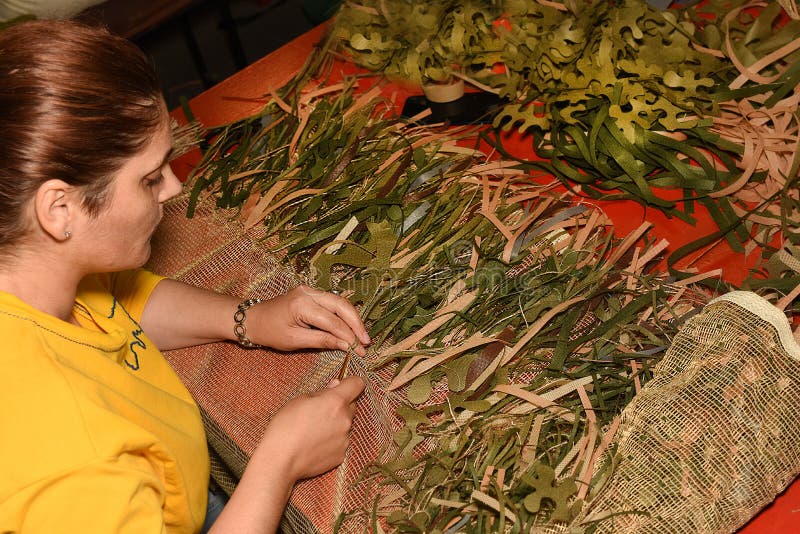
[569, 292, 800, 533]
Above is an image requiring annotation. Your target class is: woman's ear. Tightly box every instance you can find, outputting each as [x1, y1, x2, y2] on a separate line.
[33, 180, 78, 242]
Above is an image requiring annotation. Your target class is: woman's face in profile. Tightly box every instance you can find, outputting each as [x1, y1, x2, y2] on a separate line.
[77, 118, 183, 273]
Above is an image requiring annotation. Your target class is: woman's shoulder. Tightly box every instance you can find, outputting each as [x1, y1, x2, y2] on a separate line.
[0, 332, 100, 495]
[79, 269, 165, 323]
[80, 269, 164, 302]
[0, 286, 124, 353]
[0, 316, 157, 495]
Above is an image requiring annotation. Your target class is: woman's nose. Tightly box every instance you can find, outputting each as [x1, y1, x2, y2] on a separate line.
[159, 163, 183, 202]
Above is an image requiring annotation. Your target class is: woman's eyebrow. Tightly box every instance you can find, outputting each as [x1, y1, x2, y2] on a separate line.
[143, 147, 175, 176]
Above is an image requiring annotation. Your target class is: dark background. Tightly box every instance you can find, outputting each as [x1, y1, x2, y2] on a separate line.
[134, 0, 326, 109]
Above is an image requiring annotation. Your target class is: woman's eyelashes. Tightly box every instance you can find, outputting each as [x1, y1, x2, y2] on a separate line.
[144, 172, 164, 188]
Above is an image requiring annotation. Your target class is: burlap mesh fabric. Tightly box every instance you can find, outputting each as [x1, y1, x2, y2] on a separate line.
[146, 195, 402, 533]
[570, 291, 800, 533]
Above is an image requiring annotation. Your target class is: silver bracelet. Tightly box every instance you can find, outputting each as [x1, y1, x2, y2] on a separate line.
[233, 298, 263, 348]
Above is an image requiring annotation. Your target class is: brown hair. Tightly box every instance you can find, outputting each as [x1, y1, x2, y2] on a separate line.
[0, 20, 165, 246]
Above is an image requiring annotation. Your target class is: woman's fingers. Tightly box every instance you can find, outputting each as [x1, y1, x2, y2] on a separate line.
[331, 376, 365, 403]
[250, 285, 371, 353]
[323, 295, 371, 346]
[258, 377, 365, 482]
[291, 326, 352, 353]
[295, 286, 371, 351]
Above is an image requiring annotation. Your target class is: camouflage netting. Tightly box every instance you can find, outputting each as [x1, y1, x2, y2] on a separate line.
[147, 195, 800, 534]
[569, 292, 800, 533]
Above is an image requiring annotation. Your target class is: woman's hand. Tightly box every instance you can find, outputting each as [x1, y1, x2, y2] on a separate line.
[247, 285, 371, 355]
[209, 377, 366, 533]
[256, 376, 365, 481]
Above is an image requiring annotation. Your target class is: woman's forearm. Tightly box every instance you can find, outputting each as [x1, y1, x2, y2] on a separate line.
[139, 278, 370, 354]
[139, 278, 239, 350]
[207, 445, 295, 534]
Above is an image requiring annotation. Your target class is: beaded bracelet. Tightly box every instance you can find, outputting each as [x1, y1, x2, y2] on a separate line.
[233, 298, 263, 348]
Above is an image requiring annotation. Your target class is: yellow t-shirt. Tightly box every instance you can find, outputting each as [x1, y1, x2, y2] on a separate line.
[0, 270, 209, 533]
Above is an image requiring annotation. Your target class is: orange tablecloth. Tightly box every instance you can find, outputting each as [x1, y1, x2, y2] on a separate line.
[170, 22, 800, 533]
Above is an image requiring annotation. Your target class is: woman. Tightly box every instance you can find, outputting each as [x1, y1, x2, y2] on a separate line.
[0, 20, 370, 533]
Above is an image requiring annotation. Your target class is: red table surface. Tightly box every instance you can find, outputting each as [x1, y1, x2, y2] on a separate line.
[169, 22, 800, 533]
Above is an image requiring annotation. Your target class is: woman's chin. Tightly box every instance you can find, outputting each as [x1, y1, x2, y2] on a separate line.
[125, 242, 152, 270]
[138, 242, 152, 266]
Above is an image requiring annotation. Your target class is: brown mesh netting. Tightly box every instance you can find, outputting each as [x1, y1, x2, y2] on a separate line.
[569, 291, 800, 533]
[147, 195, 403, 533]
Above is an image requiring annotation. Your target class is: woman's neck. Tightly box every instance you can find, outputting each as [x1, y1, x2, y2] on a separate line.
[0, 248, 83, 323]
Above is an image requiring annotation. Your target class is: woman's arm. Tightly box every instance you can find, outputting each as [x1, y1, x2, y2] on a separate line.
[208, 376, 365, 534]
[140, 279, 370, 531]
[139, 278, 370, 353]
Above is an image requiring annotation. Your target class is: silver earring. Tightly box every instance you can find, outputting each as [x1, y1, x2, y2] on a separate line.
[64, 230, 72, 239]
